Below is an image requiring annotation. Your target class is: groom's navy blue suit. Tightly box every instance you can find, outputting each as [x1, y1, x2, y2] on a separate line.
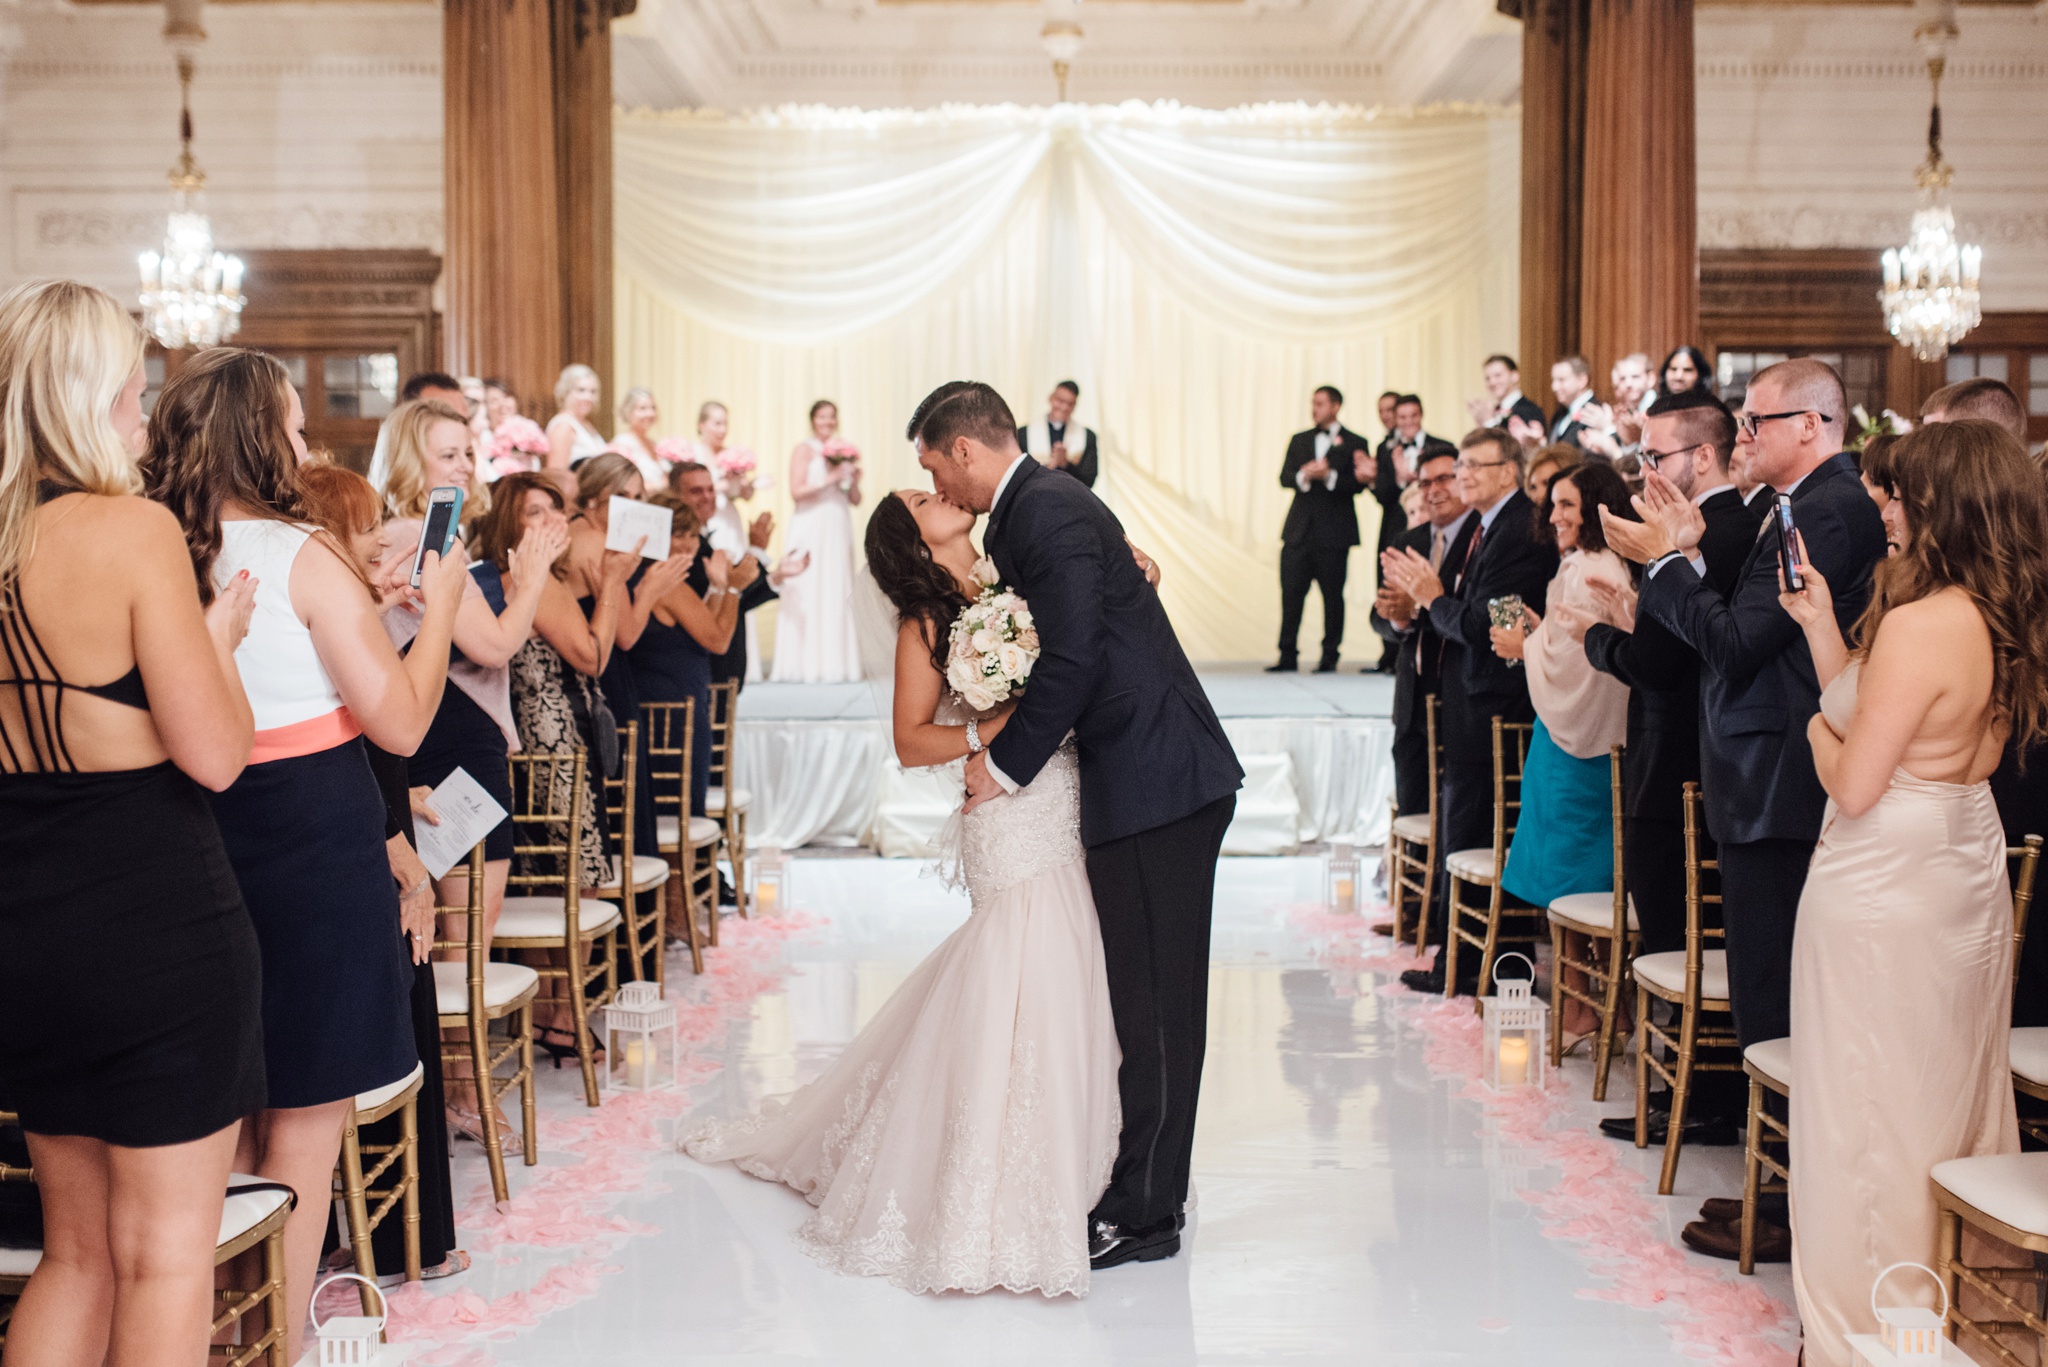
[983, 456, 1243, 1236]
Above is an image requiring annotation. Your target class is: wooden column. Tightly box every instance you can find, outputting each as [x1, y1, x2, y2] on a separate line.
[1510, 0, 1588, 383]
[443, 0, 629, 429]
[1578, 0, 1697, 386]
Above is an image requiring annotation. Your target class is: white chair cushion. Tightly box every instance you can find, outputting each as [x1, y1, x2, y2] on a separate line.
[1931, 1152, 2048, 1238]
[1445, 847, 1497, 883]
[598, 854, 669, 895]
[1546, 891, 1637, 935]
[1744, 1036, 1793, 1089]
[2011, 1025, 2048, 1087]
[705, 786, 752, 816]
[495, 895, 621, 940]
[1390, 813, 1433, 845]
[434, 960, 540, 1014]
[0, 1173, 291, 1277]
[355, 1061, 425, 1114]
[1632, 948, 1729, 1002]
[656, 815, 723, 849]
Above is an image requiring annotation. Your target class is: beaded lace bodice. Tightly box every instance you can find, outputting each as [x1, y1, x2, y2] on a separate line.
[934, 693, 1085, 907]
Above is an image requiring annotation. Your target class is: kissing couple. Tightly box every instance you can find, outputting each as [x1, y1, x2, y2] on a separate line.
[683, 381, 1243, 1297]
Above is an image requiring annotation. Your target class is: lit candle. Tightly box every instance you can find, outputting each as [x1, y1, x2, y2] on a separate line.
[1334, 877, 1355, 912]
[755, 882, 778, 915]
[1498, 1035, 1529, 1086]
[624, 1038, 647, 1089]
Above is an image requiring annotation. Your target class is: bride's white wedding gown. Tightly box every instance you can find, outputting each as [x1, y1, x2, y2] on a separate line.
[681, 720, 1122, 1298]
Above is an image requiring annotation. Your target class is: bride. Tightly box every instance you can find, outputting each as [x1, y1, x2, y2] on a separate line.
[682, 487, 1126, 1298]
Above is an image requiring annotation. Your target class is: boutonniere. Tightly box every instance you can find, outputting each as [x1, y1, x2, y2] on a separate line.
[969, 555, 1000, 589]
[1329, 434, 1344, 450]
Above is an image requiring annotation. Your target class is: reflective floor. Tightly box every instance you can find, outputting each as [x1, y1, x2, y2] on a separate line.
[447, 856, 1796, 1366]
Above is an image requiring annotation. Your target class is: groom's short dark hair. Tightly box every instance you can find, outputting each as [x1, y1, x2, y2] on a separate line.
[906, 381, 1019, 455]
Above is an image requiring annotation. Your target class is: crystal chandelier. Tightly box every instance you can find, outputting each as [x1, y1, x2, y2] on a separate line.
[137, 51, 245, 351]
[1878, 3, 1981, 363]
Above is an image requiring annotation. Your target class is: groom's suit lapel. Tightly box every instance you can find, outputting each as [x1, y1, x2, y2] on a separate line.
[983, 457, 1038, 585]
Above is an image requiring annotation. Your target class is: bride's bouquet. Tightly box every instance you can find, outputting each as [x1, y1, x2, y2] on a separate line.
[945, 558, 1039, 712]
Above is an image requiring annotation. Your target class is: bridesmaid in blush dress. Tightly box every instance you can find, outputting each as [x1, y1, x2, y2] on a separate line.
[1775, 420, 2048, 1367]
[770, 399, 863, 682]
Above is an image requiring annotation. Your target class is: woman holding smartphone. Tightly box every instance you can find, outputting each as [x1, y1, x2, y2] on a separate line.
[0, 282, 264, 1366]
[142, 348, 468, 1361]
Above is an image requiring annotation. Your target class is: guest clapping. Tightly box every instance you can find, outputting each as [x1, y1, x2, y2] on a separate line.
[380, 397, 490, 527]
[1774, 419, 2048, 1365]
[142, 346, 468, 1361]
[628, 490, 741, 813]
[0, 280, 265, 1365]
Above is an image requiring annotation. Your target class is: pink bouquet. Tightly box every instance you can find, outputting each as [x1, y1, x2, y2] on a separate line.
[712, 446, 757, 478]
[489, 417, 549, 478]
[656, 436, 696, 467]
[821, 439, 860, 468]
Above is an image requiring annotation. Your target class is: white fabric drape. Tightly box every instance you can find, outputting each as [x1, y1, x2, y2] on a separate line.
[616, 101, 1520, 661]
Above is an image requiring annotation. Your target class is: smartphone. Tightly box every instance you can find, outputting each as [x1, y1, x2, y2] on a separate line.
[1774, 493, 1805, 592]
[410, 486, 464, 589]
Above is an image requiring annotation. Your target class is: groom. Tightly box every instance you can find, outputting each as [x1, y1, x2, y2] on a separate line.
[909, 381, 1244, 1270]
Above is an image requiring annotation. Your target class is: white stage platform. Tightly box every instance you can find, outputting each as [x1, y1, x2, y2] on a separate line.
[731, 669, 1396, 856]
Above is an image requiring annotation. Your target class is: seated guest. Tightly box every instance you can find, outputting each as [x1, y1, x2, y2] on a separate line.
[379, 397, 490, 528]
[628, 490, 741, 816]
[142, 347, 467, 1361]
[1774, 419, 2048, 1365]
[1657, 346, 1714, 400]
[1488, 465, 1636, 929]
[1856, 432, 1899, 515]
[1525, 443, 1580, 508]
[296, 463, 467, 1278]
[0, 280, 264, 1363]
[1920, 376, 2028, 444]
[1383, 427, 1560, 995]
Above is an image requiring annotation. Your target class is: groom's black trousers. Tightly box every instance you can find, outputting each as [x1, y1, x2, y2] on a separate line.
[1084, 792, 1237, 1235]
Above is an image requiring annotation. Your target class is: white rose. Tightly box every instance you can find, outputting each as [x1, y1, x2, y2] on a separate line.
[996, 641, 1029, 679]
[961, 681, 997, 712]
[1011, 608, 1033, 630]
[947, 655, 978, 692]
[970, 627, 999, 654]
[970, 556, 1000, 588]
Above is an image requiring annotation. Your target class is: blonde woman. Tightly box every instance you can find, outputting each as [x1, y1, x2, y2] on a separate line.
[379, 397, 489, 527]
[612, 386, 665, 487]
[0, 281, 262, 1365]
[545, 363, 607, 471]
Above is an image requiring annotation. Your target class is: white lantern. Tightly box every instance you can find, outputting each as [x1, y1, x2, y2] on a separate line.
[1847, 1263, 1968, 1365]
[601, 981, 677, 1093]
[749, 844, 788, 916]
[1324, 839, 1360, 915]
[311, 1273, 386, 1365]
[1480, 952, 1548, 1091]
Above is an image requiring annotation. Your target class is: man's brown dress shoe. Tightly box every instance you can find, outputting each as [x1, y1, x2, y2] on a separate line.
[1681, 1217, 1788, 1263]
[1698, 1197, 1743, 1225]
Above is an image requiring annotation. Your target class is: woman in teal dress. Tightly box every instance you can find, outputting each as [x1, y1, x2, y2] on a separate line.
[1490, 463, 1637, 905]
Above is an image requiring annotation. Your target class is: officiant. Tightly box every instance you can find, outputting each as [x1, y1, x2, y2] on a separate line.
[1016, 379, 1099, 487]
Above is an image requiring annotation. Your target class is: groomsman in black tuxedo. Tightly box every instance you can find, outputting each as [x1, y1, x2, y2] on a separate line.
[1015, 380, 1099, 487]
[1466, 354, 1548, 435]
[1368, 395, 1460, 563]
[1576, 391, 1762, 1148]
[1547, 355, 1600, 449]
[1271, 385, 1366, 673]
[1601, 360, 1886, 1261]
[1381, 427, 1559, 994]
[1370, 447, 1474, 840]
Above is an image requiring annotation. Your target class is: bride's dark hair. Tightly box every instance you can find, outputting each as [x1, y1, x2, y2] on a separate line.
[864, 492, 971, 673]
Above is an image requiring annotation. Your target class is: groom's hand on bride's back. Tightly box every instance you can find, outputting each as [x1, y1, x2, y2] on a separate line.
[962, 750, 1004, 814]
[1125, 537, 1161, 589]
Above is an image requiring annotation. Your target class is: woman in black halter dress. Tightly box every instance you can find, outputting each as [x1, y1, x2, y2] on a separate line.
[0, 279, 266, 1363]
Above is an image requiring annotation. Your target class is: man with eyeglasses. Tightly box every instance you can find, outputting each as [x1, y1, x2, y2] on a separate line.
[1369, 450, 1476, 918]
[1599, 358, 1886, 1263]
[1382, 427, 1560, 994]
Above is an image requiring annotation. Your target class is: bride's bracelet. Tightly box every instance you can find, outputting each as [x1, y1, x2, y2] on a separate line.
[965, 718, 984, 755]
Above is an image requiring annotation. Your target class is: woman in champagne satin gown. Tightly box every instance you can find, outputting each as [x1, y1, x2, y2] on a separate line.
[1776, 420, 2048, 1366]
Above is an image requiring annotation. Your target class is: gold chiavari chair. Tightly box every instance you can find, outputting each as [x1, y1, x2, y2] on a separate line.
[1442, 717, 1535, 1003]
[1542, 744, 1638, 1100]
[706, 680, 754, 919]
[2005, 837, 2046, 1144]
[643, 699, 722, 971]
[494, 749, 621, 1107]
[1385, 694, 1441, 952]
[0, 1145, 295, 1367]
[332, 1062, 424, 1302]
[1633, 781, 1738, 1195]
[1737, 835, 2044, 1274]
[592, 721, 672, 991]
[1933, 1151, 2048, 1367]
[434, 842, 538, 1202]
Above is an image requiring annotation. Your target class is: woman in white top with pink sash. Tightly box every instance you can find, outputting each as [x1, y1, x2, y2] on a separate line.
[142, 348, 468, 1363]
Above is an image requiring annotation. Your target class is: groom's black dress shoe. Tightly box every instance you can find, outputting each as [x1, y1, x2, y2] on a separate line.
[1089, 1220, 1181, 1270]
[1596, 1112, 1740, 1146]
[1398, 965, 1477, 997]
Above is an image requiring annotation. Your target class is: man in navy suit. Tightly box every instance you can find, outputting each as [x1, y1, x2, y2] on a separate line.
[1381, 427, 1560, 994]
[916, 381, 1244, 1273]
[1601, 359, 1887, 1256]
[1272, 385, 1367, 673]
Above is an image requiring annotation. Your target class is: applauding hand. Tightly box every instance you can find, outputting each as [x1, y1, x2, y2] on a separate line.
[1381, 546, 1443, 611]
[1586, 578, 1637, 634]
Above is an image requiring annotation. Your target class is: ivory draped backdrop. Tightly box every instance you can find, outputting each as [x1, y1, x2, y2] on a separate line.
[615, 101, 1520, 661]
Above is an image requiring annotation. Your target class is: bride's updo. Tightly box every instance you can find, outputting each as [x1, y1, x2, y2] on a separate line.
[864, 493, 970, 672]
